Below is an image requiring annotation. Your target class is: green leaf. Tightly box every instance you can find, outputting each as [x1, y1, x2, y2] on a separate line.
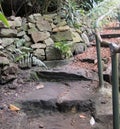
[0, 12, 9, 27]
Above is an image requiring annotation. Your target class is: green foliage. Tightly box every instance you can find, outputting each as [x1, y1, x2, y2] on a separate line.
[79, 0, 103, 10]
[32, 56, 47, 69]
[0, 12, 9, 27]
[87, 0, 120, 27]
[59, 0, 77, 26]
[54, 41, 72, 59]
[12, 48, 47, 69]
[59, 0, 86, 27]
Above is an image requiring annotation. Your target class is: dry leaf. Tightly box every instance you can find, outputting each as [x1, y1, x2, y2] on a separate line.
[9, 104, 20, 111]
[39, 123, 44, 128]
[94, 59, 97, 64]
[36, 84, 44, 89]
[79, 114, 86, 119]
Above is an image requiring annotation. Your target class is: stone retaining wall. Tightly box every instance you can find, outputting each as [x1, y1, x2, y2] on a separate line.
[0, 13, 93, 61]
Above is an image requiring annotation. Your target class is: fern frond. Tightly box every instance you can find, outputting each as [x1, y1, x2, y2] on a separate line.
[32, 56, 48, 69]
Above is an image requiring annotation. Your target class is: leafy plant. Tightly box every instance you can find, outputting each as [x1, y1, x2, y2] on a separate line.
[12, 48, 47, 69]
[79, 0, 102, 10]
[59, 0, 77, 26]
[54, 41, 72, 59]
[0, 0, 9, 27]
[0, 11, 9, 27]
[87, 0, 120, 27]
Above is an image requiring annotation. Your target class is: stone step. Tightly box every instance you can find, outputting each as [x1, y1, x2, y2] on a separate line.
[101, 33, 120, 38]
[18, 81, 97, 114]
[35, 67, 98, 81]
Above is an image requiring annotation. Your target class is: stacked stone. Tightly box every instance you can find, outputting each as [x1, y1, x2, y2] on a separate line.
[0, 13, 92, 62]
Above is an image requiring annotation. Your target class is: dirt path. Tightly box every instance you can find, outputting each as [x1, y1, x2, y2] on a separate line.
[1, 20, 119, 129]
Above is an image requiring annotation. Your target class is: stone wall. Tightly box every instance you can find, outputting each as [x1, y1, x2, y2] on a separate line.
[0, 13, 93, 61]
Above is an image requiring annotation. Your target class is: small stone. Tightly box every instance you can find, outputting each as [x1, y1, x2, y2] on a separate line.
[72, 31, 83, 43]
[1, 38, 15, 47]
[44, 38, 54, 47]
[34, 49, 45, 56]
[31, 32, 50, 43]
[52, 25, 70, 32]
[33, 13, 42, 19]
[28, 22, 36, 28]
[24, 35, 31, 42]
[51, 23, 56, 29]
[14, 39, 25, 48]
[0, 57, 9, 66]
[28, 28, 38, 35]
[36, 20, 52, 31]
[17, 31, 26, 37]
[24, 41, 32, 47]
[0, 45, 4, 50]
[51, 30, 72, 42]
[43, 14, 55, 22]
[0, 29, 17, 37]
[31, 43, 46, 49]
[57, 20, 67, 26]
[34, 49, 45, 60]
[14, 17, 22, 27]
[28, 14, 35, 23]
